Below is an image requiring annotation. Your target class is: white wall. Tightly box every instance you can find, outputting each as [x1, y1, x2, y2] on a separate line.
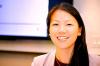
[74, 0, 100, 54]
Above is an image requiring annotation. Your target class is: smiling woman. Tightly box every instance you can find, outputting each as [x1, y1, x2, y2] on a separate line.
[49, 9, 81, 49]
[31, 2, 100, 66]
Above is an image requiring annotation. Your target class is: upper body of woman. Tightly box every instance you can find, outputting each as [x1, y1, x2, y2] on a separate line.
[31, 2, 100, 66]
[31, 48, 100, 66]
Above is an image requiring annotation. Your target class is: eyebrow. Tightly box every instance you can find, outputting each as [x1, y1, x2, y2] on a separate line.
[52, 19, 70, 23]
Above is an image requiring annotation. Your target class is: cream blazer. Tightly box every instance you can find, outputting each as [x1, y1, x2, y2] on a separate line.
[31, 49, 100, 66]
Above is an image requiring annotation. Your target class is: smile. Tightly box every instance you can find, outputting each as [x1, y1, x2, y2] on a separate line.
[57, 36, 69, 41]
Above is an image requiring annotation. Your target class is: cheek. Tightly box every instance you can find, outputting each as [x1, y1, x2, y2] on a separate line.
[49, 27, 58, 34]
[69, 29, 80, 41]
[49, 27, 58, 40]
[67, 27, 79, 34]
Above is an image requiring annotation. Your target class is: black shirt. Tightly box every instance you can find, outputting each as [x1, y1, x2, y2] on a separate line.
[54, 57, 69, 66]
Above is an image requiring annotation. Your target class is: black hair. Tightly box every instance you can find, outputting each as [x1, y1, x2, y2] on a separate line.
[47, 2, 89, 66]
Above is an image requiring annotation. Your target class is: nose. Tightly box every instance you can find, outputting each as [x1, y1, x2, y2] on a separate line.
[58, 25, 66, 33]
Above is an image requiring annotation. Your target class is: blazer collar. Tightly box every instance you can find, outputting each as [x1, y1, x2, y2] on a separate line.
[44, 48, 56, 66]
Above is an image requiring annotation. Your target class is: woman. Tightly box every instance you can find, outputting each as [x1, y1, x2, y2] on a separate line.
[31, 2, 100, 66]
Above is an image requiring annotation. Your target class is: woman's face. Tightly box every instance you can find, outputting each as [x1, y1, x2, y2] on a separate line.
[49, 10, 81, 49]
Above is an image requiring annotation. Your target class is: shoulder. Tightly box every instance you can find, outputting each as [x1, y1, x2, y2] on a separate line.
[89, 54, 100, 66]
[34, 53, 48, 63]
[31, 53, 48, 66]
[31, 48, 56, 66]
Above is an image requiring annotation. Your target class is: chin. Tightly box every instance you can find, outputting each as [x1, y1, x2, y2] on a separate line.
[57, 43, 74, 49]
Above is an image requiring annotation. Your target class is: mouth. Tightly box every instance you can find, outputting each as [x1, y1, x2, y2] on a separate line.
[57, 36, 69, 41]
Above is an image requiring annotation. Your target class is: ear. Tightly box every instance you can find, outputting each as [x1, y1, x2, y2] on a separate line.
[78, 27, 82, 36]
[49, 34, 50, 36]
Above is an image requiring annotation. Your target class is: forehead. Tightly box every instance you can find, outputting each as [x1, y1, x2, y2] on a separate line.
[51, 9, 77, 23]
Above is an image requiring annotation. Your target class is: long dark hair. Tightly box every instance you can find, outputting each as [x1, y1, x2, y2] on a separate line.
[47, 2, 89, 66]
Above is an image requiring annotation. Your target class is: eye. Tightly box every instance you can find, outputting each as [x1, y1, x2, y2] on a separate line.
[52, 23, 59, 26]
[66, 24, 73, 26]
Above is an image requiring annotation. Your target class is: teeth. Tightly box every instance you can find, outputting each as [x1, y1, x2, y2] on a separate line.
[57, 36, 68, 40]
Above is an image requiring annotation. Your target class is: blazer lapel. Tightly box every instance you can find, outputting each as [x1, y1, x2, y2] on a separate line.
[44, 48, 56, 66]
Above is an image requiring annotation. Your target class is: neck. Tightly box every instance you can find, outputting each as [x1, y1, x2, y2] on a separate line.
[55, 46, 74, 64]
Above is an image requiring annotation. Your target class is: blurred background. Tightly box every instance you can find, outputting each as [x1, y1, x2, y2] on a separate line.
[0, 0, 100, 66]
